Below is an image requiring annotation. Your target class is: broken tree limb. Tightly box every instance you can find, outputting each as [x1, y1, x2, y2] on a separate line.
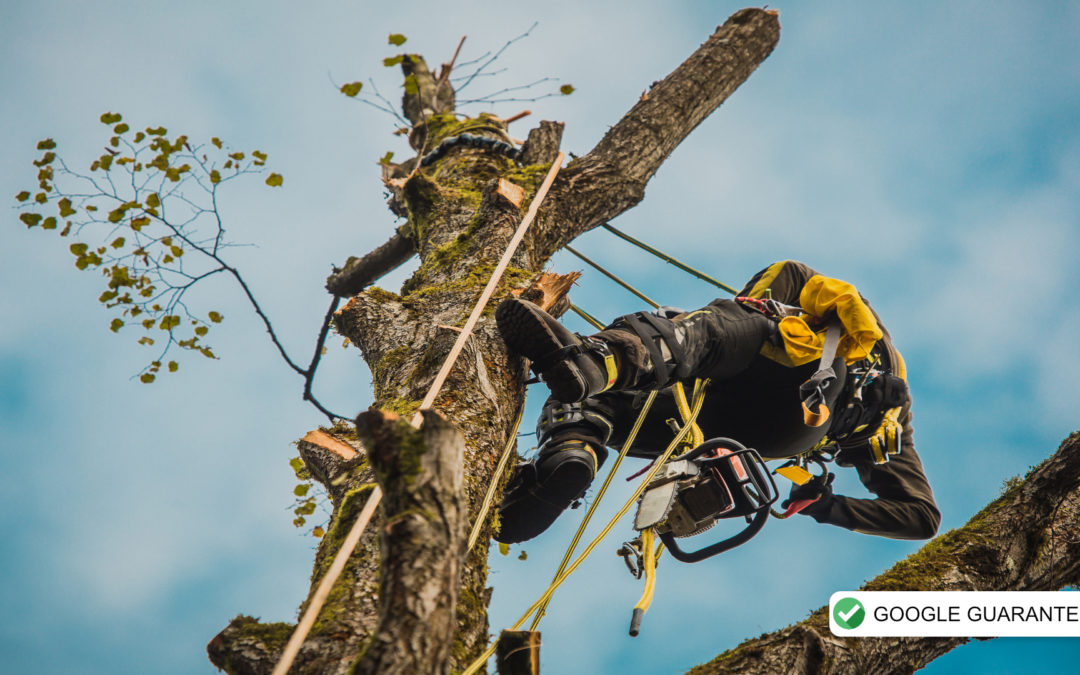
[326, 226, 416, 297]
[539, 8, 781, 254]
[686, 431, 1080, 675]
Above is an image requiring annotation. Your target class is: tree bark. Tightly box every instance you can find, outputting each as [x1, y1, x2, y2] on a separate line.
[351, 409, 467, 675]
[686, 431, 1080, 675]
[209, 8, 782, 674]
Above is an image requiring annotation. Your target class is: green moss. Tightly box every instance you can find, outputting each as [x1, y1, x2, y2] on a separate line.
[451, 548, 492, 668]
[373, 345, 411, 380]
[376, 397, 422, 418]
[501, 162, 553, 209]
[305, 484, 378, 636]
[311, 484, 377, 586]
[364, 286, 401, 303]
[421, 112, 508, 148]
[227, 614, 294, 651]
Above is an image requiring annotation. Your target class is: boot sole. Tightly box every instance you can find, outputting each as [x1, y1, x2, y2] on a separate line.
[495, 455, 595, 543]
[496, 299, 588, 402]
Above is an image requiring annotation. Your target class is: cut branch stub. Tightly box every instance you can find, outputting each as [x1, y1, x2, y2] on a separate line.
[519, 120, 564, 166]
[401, 54, 456, 128]
[351, 408, 467, 675]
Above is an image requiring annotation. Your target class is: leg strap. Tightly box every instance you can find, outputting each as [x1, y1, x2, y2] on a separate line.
[617, 311, 691, 389]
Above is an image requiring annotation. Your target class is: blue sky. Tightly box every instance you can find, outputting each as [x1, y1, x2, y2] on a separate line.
[2, 1, 1078, 673]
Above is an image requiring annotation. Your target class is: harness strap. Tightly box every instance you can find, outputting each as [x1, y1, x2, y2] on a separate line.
[799, 320, 843, 427]
[622, 311, 690, 389]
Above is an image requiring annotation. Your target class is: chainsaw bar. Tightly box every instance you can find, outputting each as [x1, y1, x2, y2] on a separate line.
[634, 459, 697, 531]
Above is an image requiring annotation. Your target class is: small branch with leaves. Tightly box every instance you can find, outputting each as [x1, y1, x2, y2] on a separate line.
[15, 112, 345, 421]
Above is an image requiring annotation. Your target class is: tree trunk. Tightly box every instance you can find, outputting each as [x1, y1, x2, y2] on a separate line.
[686, 431, 1080, 675]
[208, 8, 781, 674]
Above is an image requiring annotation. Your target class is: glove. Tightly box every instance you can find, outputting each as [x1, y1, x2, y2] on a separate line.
[781, 472, 835, 514]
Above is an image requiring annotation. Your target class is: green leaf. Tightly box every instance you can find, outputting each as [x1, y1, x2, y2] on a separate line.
[209, 169, 221, 184]
[16, 191, 30, 202]
[100, 112, 122, 124]
[312, 526, 324, 538]
[199, 347, 216, 359]
[146, 193, 160, 208]
[57, 197, 76, 217]
[99, 290, 118, 303]
[140, 373, 155, 383]
[107, 207, 126, 223]
[383, 54, 404, 67]
[35, 192, 47, 204]
[252, 150, 267, 163]
[518, 550, 528, 561]
[19, 213, 42, 227]
[293, 484, 310, 497]
[69, 243, 88, 256]
[41, 217, 57, 230]
[293, 517, 306, 528]
[168, 361, 178, 373]
[137, 336, 155, 345]
[195, 326, 208, 336]
[340, 81, 363, 97]
[403, 74, 418, 96]
[146, 126, 167, 136]
[109, 318, 124, 332]
[498, 542, 510, 556]
[379, 151, 394, 165]
[169, 245, 183, 257]
[208, 311, 223, 323]
[37, 138, 56, 150]
[559, 84, 575, 95]
[142, 318, 155, 329]
[114, 123, 129, 134]
[387, 33, 407, 46]
[265, 173, 283, 187]
[133, 131, 145, 143]
[130, 216, 150, 231]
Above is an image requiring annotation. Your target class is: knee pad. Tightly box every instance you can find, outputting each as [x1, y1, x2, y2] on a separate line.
[536, 401, 614, 447]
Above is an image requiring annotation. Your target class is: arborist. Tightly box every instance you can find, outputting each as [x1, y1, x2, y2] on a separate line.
[494, 260, 940, 544]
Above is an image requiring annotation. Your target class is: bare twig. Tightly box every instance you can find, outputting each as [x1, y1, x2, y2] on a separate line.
[454, 22, 539, 94]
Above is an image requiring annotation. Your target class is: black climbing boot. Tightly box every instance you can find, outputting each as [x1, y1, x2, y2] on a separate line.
[496, 298, 617, 403]
[494, 440, 607, 544]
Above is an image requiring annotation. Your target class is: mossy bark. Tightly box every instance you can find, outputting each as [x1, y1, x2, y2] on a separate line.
[686, 431, 1080, 675]
[208, 8, 782, 675]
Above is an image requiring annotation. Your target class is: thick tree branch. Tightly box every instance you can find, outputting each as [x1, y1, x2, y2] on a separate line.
[351, 409, 468, 675]
[687, 431, 1080, 675]
[326, 225, 416, 297]
[538, 8, 781, 254]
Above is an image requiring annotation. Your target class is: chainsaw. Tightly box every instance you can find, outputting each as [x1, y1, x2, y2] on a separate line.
[631, 437, 779, 563]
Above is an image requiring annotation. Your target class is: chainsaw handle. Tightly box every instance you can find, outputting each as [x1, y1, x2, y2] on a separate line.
[658, 505, 769, 563]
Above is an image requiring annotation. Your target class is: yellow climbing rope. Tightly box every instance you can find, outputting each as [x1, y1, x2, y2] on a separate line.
[467, 404, 526, 553]
[461, 379, 710, 675]
[527, 389, 660, 630]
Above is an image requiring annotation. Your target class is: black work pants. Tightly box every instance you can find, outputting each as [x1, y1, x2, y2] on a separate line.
[540, 300, 846, 461]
